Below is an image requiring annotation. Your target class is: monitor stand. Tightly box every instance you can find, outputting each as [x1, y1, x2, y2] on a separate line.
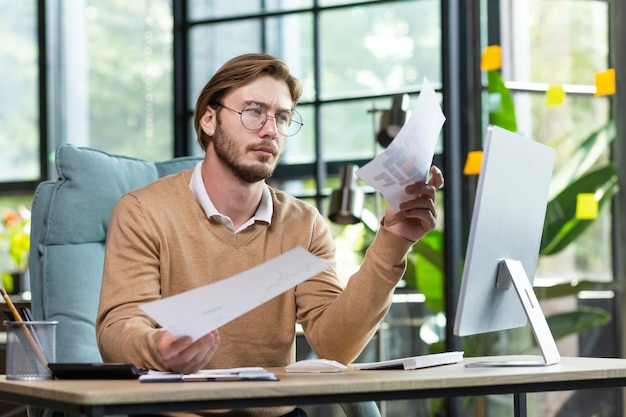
[466, 259, 561, 368]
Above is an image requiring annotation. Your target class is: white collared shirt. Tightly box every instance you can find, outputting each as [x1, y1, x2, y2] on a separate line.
[189, 161, 272, 233]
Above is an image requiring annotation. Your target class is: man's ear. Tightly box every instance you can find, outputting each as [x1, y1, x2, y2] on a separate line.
[200, 106, 217, 137]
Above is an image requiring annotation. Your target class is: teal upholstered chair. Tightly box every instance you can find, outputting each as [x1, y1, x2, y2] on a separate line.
[29, 144, 203, 363]
[28, 144, 381, 417]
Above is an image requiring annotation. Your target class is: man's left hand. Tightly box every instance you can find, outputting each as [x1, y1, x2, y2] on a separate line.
[381, 165, 444, 242]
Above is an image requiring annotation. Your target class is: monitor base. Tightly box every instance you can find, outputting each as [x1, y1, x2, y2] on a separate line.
[466, 359, 558, 368]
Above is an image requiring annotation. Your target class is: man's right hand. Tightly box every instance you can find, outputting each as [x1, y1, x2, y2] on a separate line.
[157, 329, 220, 374]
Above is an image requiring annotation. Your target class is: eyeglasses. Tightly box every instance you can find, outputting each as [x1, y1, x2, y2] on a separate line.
[216, 102, 303, 137]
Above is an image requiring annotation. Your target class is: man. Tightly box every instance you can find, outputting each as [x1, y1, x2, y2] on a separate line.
[96, 53, 444, 417]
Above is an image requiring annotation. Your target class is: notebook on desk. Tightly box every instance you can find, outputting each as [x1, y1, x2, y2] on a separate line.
[139, 367, 278, 382]
[355, 351, 464, 370]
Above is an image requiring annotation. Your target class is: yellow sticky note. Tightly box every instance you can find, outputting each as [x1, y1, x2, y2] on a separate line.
[480, 45, 501, 70]
[576, 193, 598, 220]
[463, 151, 483, 175]
[546, 85, 565, 106]
[594, 69, 615, 96]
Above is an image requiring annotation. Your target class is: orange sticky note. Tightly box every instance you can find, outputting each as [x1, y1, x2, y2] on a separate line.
[546, 85, 565, 106]
[594, 69, 615, 96]
[463, 151, 483, 175]
[576, 193, 598, 220]
[480, 45, 501, 70]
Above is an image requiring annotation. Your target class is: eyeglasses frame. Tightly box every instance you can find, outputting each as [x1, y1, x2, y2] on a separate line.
[214, 102, 303, 137]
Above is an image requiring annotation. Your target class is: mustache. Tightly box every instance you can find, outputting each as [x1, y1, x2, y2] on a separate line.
[248, 141, 279, 155]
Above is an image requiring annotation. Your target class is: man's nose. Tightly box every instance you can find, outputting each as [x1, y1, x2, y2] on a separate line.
[260, 115, 280, 135]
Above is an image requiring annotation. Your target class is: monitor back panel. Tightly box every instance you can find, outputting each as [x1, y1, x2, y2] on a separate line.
[454, 125, 555, 337]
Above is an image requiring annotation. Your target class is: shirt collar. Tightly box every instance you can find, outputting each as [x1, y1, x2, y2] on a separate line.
[189, 161, 272, 232]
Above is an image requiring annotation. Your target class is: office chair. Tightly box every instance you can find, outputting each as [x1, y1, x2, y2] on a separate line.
[29, 144, 381, 417]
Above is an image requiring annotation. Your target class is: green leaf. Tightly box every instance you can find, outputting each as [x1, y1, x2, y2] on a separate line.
[546, 307, 611, 341]
[2, 272, 15, 293]
[534, 280, 607, 300]
[541, 165, 617, 256]
[487, 70, 517, 132]
[413, 230, 444, 270]
[413, 230, 445, 312]
[549, 122, 615, 198]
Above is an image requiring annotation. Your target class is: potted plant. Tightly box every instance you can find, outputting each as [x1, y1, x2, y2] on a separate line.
[1, 205, 31, 294]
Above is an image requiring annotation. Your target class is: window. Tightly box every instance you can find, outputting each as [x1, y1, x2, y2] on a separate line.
[497, 0, 612, 282]
[183, 0, 443, 209]
[49, 0, 174, 161]
[487, 1, 617, 414]
[0, 1, 40, 186]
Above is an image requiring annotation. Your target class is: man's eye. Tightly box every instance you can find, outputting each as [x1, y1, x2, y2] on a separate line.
[276, 112, 291, 124]
[245, 107, 264, 117]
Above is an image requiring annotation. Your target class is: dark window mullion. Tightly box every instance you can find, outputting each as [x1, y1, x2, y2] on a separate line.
[313, 7, 325, 212]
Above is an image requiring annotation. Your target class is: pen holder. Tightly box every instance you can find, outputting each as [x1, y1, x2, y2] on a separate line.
[6, 321, 57, 380]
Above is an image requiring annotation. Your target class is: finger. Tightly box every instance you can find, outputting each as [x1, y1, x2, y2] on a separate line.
[195, 333, 220, 366]
[405, 182, 438, 201]
[399, 198, 436, 218]
[158, 333, 192, 361]
[428, 165, 444, 189]
[181, 331, 220, 373]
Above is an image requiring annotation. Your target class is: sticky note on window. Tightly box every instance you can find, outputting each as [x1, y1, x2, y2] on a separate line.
[546, 85, 565, 106]
[594, 69, 615, 96]
[576, 193, 598, 220]
[480, 45, 501, 70]
[463, 151, 483, 175]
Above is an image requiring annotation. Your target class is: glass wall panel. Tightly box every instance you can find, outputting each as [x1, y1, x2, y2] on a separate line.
[189, 20, 264, 107]
[265, 15, 315, 102]
[189, 14, 313, 106]
[320, 97, 390, 162]
[499, 0, 612, 285]
[280, 104, 315, 164]
[528, 92, 612, 283]
[319, 0, 378, 6]
[0, 0, 39, 182]
[318, 1, 441, 99]
[83, 0, 173, 160]
[188, 13, 314, 160]
[505, 0, 609, 85]
[268, 175, 317, 198]
[189, 0, 312, 21]
[490, 6, 616, 415]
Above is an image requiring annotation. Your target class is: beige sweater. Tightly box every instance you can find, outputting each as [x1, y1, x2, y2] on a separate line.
[96, 169, 413, 416]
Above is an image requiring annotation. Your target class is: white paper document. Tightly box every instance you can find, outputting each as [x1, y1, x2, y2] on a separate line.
[356, 77, 446, 211]
[139, 367, 278, 382]
[139, 246, 333, 341]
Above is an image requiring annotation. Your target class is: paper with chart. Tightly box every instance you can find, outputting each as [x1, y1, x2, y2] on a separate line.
[139, 246, 333, 341]
[356, 78, 445, 211]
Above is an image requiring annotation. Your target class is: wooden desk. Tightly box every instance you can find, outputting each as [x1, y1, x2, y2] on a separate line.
[1, 356, 626, 417]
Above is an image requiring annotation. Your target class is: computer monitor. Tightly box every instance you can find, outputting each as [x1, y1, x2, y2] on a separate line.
[453, 125, 560, 366]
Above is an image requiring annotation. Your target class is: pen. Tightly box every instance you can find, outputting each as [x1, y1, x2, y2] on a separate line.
[1, 288, 49, 367]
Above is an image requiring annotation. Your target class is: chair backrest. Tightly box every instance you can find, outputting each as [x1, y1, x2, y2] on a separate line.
[29, 144, 201, 362]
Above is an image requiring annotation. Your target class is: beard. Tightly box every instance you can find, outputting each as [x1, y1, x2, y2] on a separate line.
[212, 124, 282, 184]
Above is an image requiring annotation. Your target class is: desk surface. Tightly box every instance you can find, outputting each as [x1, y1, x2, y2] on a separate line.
[2, 356, 626, 416]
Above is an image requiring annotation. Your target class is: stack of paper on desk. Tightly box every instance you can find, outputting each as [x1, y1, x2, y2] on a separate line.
[139, 367, 278, 382]
[355, 351, 464, 370]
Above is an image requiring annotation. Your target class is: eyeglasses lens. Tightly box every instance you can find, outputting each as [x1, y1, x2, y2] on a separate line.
[240, 103, 302, 137]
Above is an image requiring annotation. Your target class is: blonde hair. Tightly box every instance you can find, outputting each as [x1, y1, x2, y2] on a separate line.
[193, 53, 302, 151]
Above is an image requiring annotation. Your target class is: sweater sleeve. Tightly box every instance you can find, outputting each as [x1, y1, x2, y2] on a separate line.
[96, 193, 169, 370]
[296, 215, 415, 364]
